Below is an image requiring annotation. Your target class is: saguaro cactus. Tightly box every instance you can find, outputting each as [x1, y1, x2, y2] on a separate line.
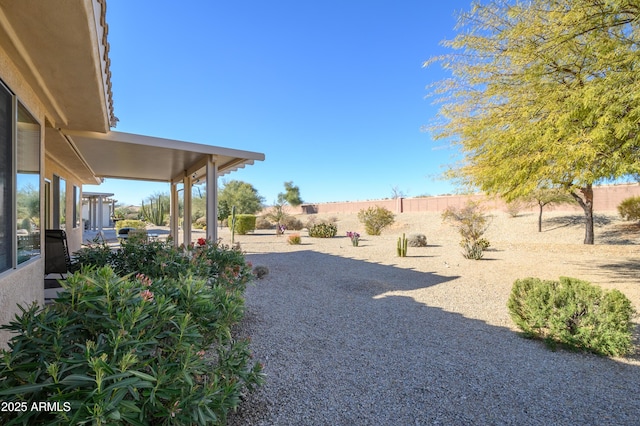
[397, 233, 408, 257]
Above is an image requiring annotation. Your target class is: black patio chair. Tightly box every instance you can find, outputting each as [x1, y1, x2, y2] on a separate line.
[45, 229, 77, 281]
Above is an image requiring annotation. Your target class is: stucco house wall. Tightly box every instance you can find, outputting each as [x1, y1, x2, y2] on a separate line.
[0, 42, 46, 348]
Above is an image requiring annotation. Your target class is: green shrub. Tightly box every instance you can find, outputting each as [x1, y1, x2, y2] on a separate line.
[114, 219, 146, 231]
[507, 276, 635, 356]
[617, 196, 640, 221]
[0, 266, 263, 425]
[357, 206, 395, 235]
[308, 222, 337, 238]
[229, 214, 256, 235]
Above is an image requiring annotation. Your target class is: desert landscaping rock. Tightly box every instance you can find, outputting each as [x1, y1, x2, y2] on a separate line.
[225, 211, 640, 425]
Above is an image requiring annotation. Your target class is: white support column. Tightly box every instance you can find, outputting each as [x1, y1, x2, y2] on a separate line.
[91, 198, 97, 231]
[183, 175, 193, 246]
[97, 196, 104, 232]
[170, 182, 180, 246]
[206, 156, 218, 242]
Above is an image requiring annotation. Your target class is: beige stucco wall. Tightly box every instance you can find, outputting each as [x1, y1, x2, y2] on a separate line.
[0, 261, 44, 349]
[294, 184, 640, 215]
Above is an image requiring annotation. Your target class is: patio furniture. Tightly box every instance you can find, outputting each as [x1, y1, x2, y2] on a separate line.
[45, 229, 75, 280]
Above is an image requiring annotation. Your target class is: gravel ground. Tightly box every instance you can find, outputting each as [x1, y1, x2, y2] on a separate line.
[226, 211, 640, 425]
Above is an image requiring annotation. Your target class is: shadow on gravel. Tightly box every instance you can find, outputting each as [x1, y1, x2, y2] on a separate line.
[543, 214, 613, 232]
[229, 250, 640, 425]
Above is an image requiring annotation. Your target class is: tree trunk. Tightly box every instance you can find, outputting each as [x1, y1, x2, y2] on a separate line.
[570, 184, 594, 244]
[538, 202, 543, 232]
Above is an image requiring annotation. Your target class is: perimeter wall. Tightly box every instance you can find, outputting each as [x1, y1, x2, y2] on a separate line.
[292, 184, 640, 215]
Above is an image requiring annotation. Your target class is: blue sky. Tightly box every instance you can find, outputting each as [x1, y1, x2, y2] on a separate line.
[84, 1, 472, 206]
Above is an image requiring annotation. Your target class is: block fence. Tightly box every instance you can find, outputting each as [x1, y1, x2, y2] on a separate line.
[292, 184, 640, 215]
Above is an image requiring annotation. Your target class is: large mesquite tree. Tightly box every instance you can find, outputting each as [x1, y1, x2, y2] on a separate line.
[427, 0, 640, 244]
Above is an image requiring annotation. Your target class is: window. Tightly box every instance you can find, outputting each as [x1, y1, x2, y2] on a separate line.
[16, 103, 41, 264]
[0, 82, 12, 272]
[52, 175, 65, 230]
[0, 80, 41, 273]
[73, 186, 80, 228]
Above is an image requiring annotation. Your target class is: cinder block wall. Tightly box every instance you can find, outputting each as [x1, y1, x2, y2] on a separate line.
[291, 184, 640, 215]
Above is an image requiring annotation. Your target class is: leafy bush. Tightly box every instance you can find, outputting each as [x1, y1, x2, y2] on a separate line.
[255, 217, 274, 230]
[281, 215, 304, 231]
[229, 214, 256, 235]
[308, 222, 337, 238]
[617, 196, 640, 221]
[0, 265, 263, 425]
[357, 206, 395, 235]
[442, 201, 490, 260]
[287, 233, 302, 245]
[407, 234, 427, 247]
[507, 276, 635, 356]
[114, 219, 146, 231]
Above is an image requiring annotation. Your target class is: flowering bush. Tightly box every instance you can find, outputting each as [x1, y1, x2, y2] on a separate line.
[287, 233, 302, 245]
[346, 231, 360, 246]
[1, 239, 263, 425]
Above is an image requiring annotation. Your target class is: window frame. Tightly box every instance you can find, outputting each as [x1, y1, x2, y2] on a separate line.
[0, 79, 42, 274]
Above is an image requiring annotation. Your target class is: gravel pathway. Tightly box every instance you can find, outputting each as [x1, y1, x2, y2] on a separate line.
[228, 249, 640, 425]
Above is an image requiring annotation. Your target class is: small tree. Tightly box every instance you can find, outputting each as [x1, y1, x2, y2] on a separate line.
[442, 201, 490, 260]
[358, 206, 395, 236]
[218, 180, 264, 215]
[265, 195, 289, 235]
[282, 181, 303, 207]
[525, 188, 576, 232]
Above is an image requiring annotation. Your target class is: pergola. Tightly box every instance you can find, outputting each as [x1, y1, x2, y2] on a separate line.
[61, 130, 264, 245]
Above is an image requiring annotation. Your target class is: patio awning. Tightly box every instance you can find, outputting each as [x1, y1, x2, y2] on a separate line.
[60, 130, 264, 183]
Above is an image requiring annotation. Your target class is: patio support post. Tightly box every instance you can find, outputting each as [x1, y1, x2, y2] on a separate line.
[206, 156, 218, 242]
[183, 175, 192, 246]
[170, 182, 180, 246]
[91, 197, 97, 231]
[97, 196, 104, 232]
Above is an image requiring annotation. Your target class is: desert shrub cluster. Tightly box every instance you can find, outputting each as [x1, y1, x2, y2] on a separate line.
[507, 276, 635, 356]
[114, 219, 146, 231]
[0, 238, 263, 425]
[357, 206, 395, 235]
[281, 216, 304, 231]
[441, 201, 491, 260]
[617, 196, 640, 222]
[407, 233, 427, 247]
[308, 222, 337, 238]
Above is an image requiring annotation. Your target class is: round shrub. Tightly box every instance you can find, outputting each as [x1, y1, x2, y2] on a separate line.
[281, 215, 304, 231]
[617, 196, 640, 221]
[407, 233, 427, 247]
[357, 206, 395, 235]
[308, 222, 337, 238]
[229, 214, 257, 235]
[255, 217, 273, 230]
[287, 233, 302, 245]
[507, 276, 635, 356]
[115, 219, 146, 231]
